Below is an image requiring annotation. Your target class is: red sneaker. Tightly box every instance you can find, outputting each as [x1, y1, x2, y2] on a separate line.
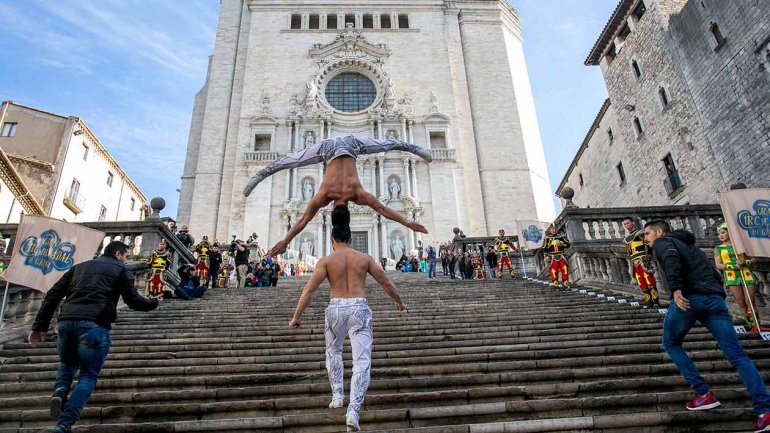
[756, 413, 770, 432]
[685, 392, 721, 411]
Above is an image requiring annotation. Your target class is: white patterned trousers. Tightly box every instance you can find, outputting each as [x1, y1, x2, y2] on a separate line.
[325, 298, 373, 417]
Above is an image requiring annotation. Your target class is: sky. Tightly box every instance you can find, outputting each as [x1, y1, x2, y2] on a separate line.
[0, 0, 617, 221]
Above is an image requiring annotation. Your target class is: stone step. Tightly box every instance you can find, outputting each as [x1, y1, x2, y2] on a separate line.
[0, 275, 763, 432]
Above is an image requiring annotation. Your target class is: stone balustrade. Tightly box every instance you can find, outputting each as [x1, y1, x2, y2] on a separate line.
[450, 234, 540, 276]
[243, 150, 280, 164]
[428, 148, 456, 161]
[0, 217, 195, 333]
[540, 204, 769, 303]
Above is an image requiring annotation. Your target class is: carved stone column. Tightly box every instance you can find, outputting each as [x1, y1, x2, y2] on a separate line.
[292, 169, 299, 199]
[316, 219, 324, 257]
[286, 120, 295, 152]
[377, 155, 386, 197]
[401, 119, 407, 143]
[376, 120, 382, 140]
[325, 215, 332, 255]
[402, 158, 411, 197]
[408, 120, 414, 143]
[369, 160, 377, 193]
[381, 222, 389, 259]
[410, 159, 419, 200]
[372, 215, 380, 259]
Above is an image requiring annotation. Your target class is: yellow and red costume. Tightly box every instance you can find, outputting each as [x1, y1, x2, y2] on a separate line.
[544, 232, 570, 287]
[146, 246, 169, 299]
[493, 237, 517, 279]
[624, 229, 660, 307]
[195, 240, 211, 284]
[472, 255, 485, 280]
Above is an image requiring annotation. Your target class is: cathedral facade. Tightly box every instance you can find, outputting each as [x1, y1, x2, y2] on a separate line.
[178, 0, 555, 259]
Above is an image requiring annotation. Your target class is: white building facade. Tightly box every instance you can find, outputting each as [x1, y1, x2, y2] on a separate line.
[179, 0, 556, 258]
[0, 102, 146, 223]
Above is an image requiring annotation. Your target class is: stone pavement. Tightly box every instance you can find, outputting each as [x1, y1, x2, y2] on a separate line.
[0, 272, 768, 432]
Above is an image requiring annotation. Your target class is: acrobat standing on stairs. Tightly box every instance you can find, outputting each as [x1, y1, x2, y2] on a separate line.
[622, 216, 660, 308]
[493, 229, 517, 279]
[543, 225, 571, 288]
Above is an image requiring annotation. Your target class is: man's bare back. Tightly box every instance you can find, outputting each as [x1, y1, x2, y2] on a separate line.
[268, 156, 427, 257]
[289, 239, 404, 328]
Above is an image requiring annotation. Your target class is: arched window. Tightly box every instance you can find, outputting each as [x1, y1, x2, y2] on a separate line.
[324, 73, 377, 112]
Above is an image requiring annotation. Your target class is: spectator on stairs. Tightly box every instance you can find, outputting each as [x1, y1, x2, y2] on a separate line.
[175, 264, 207, 300]
[644, 219, 770, 433]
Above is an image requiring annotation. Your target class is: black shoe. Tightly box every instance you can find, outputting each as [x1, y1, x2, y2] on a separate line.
[50, 387, 67, 420]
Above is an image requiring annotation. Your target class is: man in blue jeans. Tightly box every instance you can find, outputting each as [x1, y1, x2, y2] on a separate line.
[28, 241, 161, 433]
[644, 220, 770, 432]
[426, 245, 437, 278]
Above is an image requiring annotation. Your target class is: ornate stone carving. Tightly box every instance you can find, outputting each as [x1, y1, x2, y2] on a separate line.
[428, 91, 439, 114]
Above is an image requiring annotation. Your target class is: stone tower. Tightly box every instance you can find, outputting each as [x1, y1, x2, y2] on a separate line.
[179, 0, 555, 258]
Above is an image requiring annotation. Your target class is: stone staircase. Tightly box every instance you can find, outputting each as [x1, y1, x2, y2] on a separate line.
[1, 272, 768, 432]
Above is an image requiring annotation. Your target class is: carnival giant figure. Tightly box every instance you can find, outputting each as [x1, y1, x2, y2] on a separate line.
[714, 221, 766, 332]
[146, 239, 169, 299]
[543, 225, 571, 288]
[622, 217, 660, 308]
[493, 229, 517, 279]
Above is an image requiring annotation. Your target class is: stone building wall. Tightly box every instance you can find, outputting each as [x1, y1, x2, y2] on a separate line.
[559, 0, 768, 208]
[668, 0, 770, 188]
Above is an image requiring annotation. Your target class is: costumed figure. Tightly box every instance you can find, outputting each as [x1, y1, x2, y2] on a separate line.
[244, 135, 432, 256]
[493, 229, 517, 279]
[195, 236, 212, 286]
[218, 252, 231, 289]
[146, 239, 169, 299]
[714, 221, 767, 332]
[472, 253, 485, 280]
[543, 225, 571, 288]
[622, 217, 660, 308]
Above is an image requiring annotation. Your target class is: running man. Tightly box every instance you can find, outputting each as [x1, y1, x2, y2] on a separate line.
[243, 135, 431, 256]
[288, 205, 406, 432]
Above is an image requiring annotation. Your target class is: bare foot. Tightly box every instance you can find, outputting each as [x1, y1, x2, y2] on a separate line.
[408, 222, 428, 234]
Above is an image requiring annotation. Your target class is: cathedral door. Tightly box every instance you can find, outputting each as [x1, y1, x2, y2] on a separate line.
[351, 231, 368, 254]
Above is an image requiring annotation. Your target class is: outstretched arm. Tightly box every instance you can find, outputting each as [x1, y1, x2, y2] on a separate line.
[356, 189, 428, 234]
[368, 257, 405, 310]
[269, 193, 330, 256]
[289, 259, 328, 327]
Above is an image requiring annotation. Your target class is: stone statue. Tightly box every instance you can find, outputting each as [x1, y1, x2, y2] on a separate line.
[429, 91, 439, 113]
[389, 178, 401, 199]
[303, 131, 315, 149]
[306, 78, 318, 101]
[386, 130, 397, 140]
[302, 178, 314, 201]
[391, 236, 405, 259]
[301, 238, 314, 258]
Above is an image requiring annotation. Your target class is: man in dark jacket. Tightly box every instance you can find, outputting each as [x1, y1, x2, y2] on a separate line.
[175, 264, 207, 300]
[645, 220, 770, 431]
[28, 241, 160, 433]
[175, 225, 194, 249]
[208, 244, 223, 288]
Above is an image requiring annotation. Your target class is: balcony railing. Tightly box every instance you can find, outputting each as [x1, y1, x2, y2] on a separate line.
[0, 216, 195, 335]
[243, 151, 280, 164]
[428, 148, 456, 162]
[63, 188, 86, 214]
[536, 204, 769, 317]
